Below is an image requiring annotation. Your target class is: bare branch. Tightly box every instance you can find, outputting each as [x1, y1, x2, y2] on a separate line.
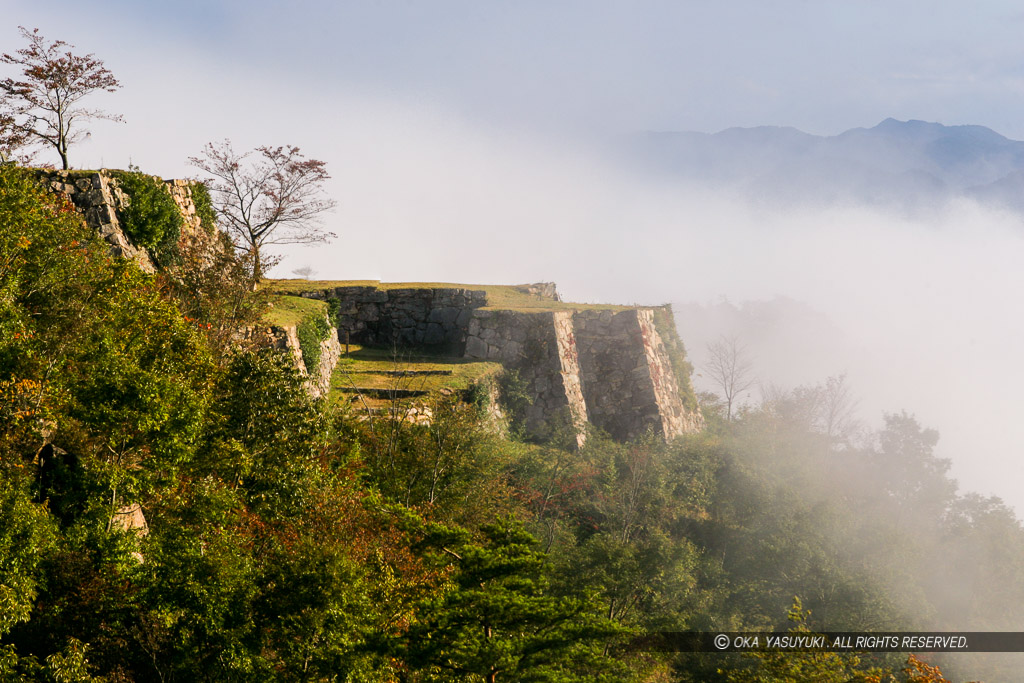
[190, 140, 337, 286]
[704, 334, 756, 421]
[0, 27, 122, 169]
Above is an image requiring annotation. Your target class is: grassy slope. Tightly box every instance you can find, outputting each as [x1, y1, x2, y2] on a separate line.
[331, 345, 501, 407]
[262, 294, 328, 327]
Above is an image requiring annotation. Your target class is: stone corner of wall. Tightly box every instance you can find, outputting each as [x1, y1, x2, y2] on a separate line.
[246, 315, 342, 400]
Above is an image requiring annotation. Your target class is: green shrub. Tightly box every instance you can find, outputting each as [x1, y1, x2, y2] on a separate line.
[111, 169, 183, 265]
[327, 297, 342, 327]
[497, 369, 531, 437]
[296, 314, 331, 374]
[652, 306, 699, 412]
[190, 181, 218, 235]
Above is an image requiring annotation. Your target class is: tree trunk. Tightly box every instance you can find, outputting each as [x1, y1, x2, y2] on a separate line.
[250, 246, 262, 291]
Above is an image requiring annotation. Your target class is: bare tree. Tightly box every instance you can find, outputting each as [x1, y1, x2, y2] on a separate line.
[190, 140, 336, 286]
[0, 27, 122, 169]
[292, 265, 316, 280]
[704, 335, 756, 421]
[819, 373, 859, 452]
[760, 373, 860, 454]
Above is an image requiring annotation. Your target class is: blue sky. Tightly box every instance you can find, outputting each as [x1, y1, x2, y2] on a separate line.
[10, 0, 1024, 140]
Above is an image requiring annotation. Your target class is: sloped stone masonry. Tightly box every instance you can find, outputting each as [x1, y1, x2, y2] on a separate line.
[165, 178, 207, 241]
[636, 309, 705, 435]
[574, 309, 663, 441]
[302, 286, 487, 354]
[244, 317, 341, 399]
[37, 170, 215, 271]
[302, 284, 704, 444]
[464, 309, 588, 444]
[41, 169, 344, 400]
[37, 170, 156, 272]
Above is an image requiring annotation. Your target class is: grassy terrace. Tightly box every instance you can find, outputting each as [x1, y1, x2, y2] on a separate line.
[265, 279, 633, 313]
[261, 280, 654, 411]
[262, 294, 328, 327]
[330, 345, 502, 409]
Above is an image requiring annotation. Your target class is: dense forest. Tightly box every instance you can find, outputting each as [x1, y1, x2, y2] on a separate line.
[2, 162, 1022, 682]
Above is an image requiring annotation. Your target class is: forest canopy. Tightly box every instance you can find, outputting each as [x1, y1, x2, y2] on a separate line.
[0, 162, 1016, 681]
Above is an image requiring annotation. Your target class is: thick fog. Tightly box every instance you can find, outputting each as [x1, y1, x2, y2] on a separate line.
[262, 93, 1024, 517]
[6, 5, 1024, 518]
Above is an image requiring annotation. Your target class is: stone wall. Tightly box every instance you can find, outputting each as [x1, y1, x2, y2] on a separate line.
[647, 307, 705, 434]
[574, 309, 703, 441]
[465, 310, 587, 445]
[308, 324, 343, 399]
[512, 282, 561, 301]
[303, 283, 704, 444]
[37, 170, 156, 272]
[247, 315, 342, 399]
[463, 305, 701, 443]
[40, 168, 343, 399]
[165, 178, 208, 241]
[36, 170, 213, 272]
[575, 310, 657, 440]
[302, 286, 487, 354]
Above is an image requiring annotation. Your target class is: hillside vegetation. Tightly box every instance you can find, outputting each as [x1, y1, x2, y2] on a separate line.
[2, 164, 1021, 682]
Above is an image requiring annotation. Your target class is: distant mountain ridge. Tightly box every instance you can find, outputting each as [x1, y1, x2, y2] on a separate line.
[621, 118, 1024, 213]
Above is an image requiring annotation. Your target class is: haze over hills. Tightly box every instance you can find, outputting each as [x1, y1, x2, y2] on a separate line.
[620, 118, 1024, 214]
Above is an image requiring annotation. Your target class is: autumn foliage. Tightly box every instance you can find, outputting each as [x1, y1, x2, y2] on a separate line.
[0, 27, 121, 169]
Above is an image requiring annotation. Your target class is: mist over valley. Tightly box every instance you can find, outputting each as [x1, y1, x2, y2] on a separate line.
[6, 2, 1024, 679]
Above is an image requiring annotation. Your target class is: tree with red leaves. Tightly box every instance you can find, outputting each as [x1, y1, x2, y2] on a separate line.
[0, 27, 121, 169]
[190, 140, 337, 285]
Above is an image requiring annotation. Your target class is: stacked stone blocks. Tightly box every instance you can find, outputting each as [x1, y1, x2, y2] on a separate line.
[302, 286, 487, 354]
[244, 317, 342, 400]
[38, 169, 344, 400]
[301, 283, 704, 444]
[574, 309, 699, 441]
[38, 170, 156, 272]
[465, 310, 588, 444]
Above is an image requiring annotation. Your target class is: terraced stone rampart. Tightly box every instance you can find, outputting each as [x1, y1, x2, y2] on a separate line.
[302, 286, 487, 354]
[574, 309, 702, 441]
[464, 309, 587, 444]
[303, 284, 703, 444]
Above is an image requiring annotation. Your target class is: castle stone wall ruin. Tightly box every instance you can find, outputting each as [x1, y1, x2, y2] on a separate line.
[37, 170, 157, 272]
[302, 283, 705, 444]
[574, 308, 700, 441]
[302, 286, 487, 354]
[42, 169, 702, 438]
[465, 309, 588, 445]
